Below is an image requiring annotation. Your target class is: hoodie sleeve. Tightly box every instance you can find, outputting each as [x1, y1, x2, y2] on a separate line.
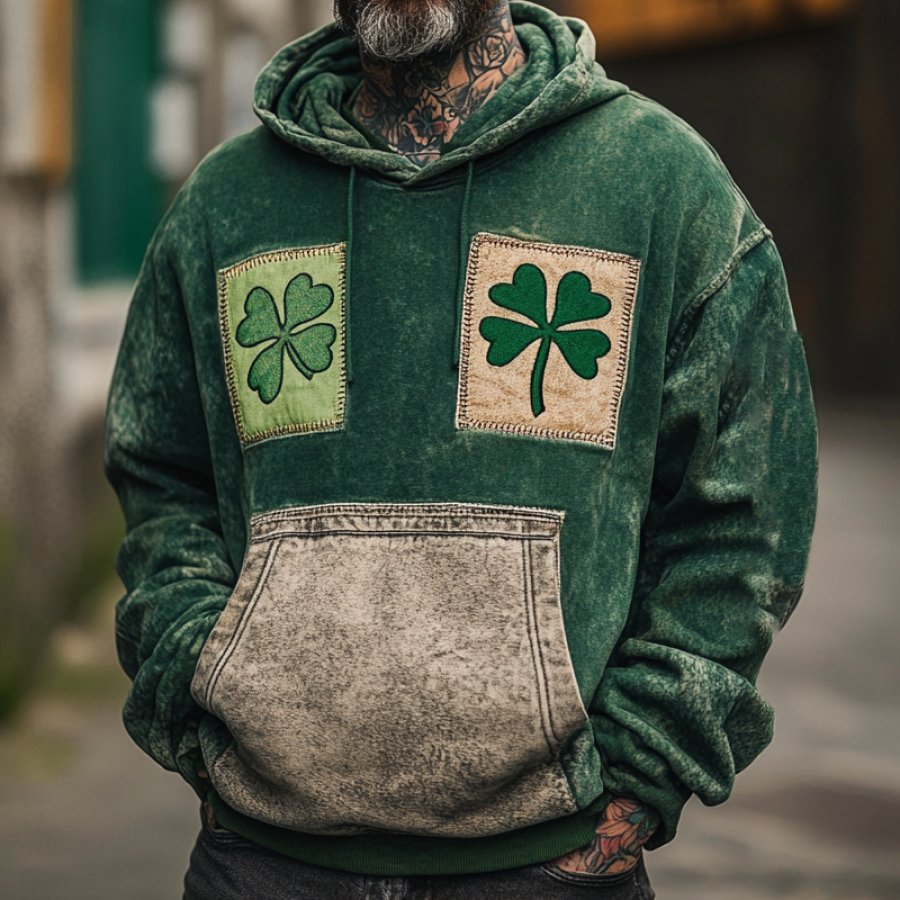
[591, 235, 818, 849]
[103, 233, 236, 795]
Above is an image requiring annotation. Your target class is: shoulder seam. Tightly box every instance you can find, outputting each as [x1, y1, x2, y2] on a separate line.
[665, 226, 772, 368]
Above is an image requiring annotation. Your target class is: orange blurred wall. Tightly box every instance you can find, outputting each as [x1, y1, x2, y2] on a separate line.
[566, 0, 857, 57]
[39, 0, 72, 182]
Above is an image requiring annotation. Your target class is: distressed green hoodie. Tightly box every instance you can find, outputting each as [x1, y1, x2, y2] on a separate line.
[105, 0, 818, 877]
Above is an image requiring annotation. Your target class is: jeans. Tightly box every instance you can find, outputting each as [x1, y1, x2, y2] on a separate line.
[182, 806, 656, 899]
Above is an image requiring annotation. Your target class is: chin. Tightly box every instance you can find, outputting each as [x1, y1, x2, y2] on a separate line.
[336, 0, 496, 30]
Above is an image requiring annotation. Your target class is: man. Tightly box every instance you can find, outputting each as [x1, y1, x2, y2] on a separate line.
[104, 1, 818, 897]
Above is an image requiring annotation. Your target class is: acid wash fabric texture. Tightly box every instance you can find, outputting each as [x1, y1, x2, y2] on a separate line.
[104, 0, 818, 877]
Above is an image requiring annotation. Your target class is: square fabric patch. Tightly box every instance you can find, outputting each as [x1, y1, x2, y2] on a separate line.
[219, 245, 346, 446]
[456, 233, 640, 449]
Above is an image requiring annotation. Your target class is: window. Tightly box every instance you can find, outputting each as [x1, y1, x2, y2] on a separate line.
[74, 0, 161, 283]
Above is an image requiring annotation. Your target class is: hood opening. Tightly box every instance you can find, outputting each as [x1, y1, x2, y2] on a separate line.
[253, 1, 629, 186]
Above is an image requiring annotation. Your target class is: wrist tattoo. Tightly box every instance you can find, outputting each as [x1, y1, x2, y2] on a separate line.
[552, 796, 657, 875]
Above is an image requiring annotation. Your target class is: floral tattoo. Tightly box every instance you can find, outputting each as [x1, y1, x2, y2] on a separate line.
[551, 797, 658, 875]
[351, 1, 526, 167]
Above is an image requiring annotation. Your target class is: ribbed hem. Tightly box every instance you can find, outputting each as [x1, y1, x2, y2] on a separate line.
[207, 790, 611, 876]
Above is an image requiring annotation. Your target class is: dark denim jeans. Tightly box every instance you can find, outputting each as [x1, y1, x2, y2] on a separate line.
[182, 806, 656, 899]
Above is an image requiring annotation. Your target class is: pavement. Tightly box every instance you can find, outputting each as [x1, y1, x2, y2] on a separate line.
[1, 403, 898, 899]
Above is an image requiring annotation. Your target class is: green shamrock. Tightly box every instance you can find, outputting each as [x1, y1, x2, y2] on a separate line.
[235, 273, 337, 404]
[479, 264, 612, 417]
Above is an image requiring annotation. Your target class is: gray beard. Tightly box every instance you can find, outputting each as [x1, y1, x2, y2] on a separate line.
[335, 0, 481, 62]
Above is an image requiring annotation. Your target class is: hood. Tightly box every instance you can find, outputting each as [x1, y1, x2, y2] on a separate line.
[253, 1, 629, 185]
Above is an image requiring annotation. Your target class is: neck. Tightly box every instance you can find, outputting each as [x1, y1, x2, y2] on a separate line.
[351, 1, 525, 167]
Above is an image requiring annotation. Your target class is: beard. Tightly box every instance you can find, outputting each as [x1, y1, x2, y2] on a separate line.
[334, 0, 497, 62]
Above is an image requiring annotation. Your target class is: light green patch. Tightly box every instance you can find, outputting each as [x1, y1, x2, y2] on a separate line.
[219, 245, 346, 446]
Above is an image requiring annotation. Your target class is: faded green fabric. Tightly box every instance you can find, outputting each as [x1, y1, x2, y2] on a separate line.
[104, 0, 818, 877]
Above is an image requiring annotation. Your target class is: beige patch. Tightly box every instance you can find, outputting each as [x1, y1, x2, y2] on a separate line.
[457, 233, 640, 449]
[190, 502, 590, 838]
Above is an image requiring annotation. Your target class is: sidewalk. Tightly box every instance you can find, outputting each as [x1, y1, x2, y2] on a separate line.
[1, 404, 898, 899]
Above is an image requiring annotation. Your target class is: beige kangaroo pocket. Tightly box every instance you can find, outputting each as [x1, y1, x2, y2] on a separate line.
[190, 502, 589, 838]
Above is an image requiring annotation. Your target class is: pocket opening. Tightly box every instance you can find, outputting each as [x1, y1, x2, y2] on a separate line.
[199, 537, 283, 712]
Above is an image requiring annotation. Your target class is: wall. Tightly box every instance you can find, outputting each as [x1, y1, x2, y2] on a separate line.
[0, 0, 338, 718]
[0, 0, 73, 715]
[557, 0, 900, 397]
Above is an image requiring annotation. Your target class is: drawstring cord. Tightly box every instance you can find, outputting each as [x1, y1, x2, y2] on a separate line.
[452, 160, 476, 368]
[345, 161, 473, 377]
[345, 165, 357, 386]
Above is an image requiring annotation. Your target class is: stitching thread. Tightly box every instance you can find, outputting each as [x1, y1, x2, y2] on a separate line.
[522, 540, 557, 754]
[665, 227, 771, 369]
[248, 529, 558, 545]
[250, 501, 566, 528]
[204, 538, 282, 710]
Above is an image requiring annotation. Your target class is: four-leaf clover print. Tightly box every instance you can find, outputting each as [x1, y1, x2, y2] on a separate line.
[235, 273, 337, 404]
[479, 264, 612, 417]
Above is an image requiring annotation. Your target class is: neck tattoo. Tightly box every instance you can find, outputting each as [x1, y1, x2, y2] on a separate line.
[351, 1, 526, 167]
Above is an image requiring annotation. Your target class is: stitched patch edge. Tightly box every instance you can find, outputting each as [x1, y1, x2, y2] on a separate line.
[218, 244, 347, 447]
[455, 232, 641, 449]
[249, 502, 568, 537]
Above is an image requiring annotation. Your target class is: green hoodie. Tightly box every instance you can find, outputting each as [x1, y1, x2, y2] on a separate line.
[105, 1, 818, 877]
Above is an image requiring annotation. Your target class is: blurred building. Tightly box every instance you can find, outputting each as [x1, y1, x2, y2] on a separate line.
[57, 0, 337, 459]
[76, 0, 333, 285]
[0, 0, 334, 716]
[0, 0, 75, 716]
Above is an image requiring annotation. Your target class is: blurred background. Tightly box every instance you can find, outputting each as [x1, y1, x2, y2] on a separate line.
[0, 0, 897, 897]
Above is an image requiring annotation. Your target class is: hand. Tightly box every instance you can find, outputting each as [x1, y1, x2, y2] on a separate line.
[550, 796, 657, 875]
[201, 800, 218, 829]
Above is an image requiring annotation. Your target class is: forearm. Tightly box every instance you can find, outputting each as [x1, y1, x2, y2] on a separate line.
[106, 215, 236, 790]
[585, 239, 815, 849]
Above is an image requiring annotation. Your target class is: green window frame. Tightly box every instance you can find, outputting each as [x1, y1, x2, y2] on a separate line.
[74, 0, 161, 283]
